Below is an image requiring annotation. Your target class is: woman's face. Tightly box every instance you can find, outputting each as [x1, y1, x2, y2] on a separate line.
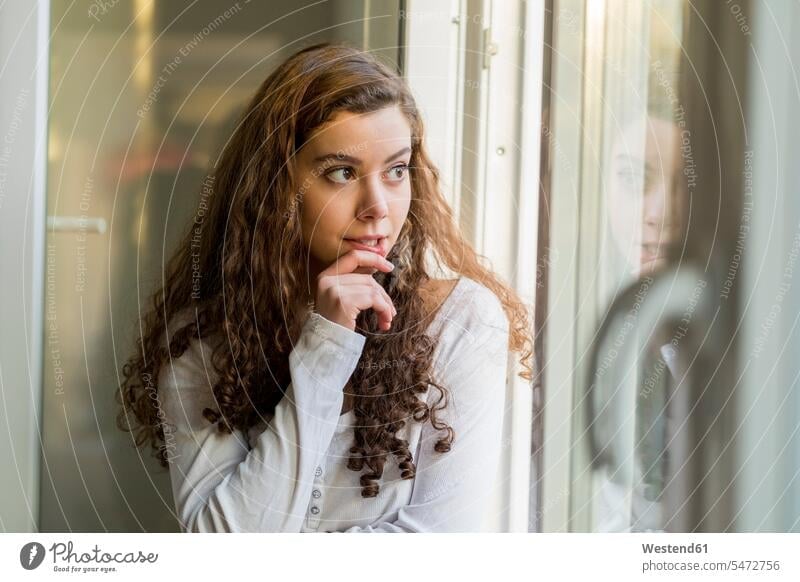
[607, 116, 682, 275]
[296, 105, 413, 276]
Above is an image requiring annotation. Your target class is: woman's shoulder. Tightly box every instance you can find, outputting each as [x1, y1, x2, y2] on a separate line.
[425, 275, 510, 369]
[155, 308, 223, 433]
[432, 276, 509, 332]
[424, 276, 511, 400]
[158, 307, 221, 390]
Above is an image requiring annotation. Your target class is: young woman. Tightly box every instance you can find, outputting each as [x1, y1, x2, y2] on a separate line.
[117, 43, 533, 533]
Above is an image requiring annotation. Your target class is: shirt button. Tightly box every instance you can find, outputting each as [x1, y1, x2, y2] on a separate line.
[310, 506, 320, 515]
[312, 489, 321, 499]
[314, 466, 322, 477]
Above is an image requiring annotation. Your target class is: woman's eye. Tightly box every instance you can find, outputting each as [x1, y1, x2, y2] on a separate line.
[385, 164, 409, 182]
[617, 169, 644, 188]
[325, 167, 355, 184]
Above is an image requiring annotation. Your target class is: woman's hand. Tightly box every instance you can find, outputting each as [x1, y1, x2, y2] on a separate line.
[314, 250, 397, 332]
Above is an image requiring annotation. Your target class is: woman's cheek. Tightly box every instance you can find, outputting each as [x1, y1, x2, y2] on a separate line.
[393, 190, 412, 224]
[299, 195, 327, 238]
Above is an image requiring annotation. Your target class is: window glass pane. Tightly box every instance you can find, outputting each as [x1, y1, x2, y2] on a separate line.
[561, 0, 686, 532]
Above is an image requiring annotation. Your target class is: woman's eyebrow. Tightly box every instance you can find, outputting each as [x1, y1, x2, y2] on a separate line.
[313, 153, 360, 165]
[383, 146, 411, 163]
[312, 146, 411, 166]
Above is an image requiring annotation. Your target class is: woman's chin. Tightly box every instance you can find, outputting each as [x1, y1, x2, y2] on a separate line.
[638, 256, 668, 275]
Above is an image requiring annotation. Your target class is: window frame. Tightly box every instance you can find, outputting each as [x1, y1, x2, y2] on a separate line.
[403, 0, 544, 531]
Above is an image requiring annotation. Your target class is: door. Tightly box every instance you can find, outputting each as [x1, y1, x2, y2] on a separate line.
[41, 0, 403, 532]
[538, 0, 800, 532]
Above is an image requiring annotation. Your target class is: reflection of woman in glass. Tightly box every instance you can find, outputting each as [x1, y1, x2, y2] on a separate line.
[597, 110, 686, 532]
[607, 114, 683, 277]
[116, 44, 533, 532]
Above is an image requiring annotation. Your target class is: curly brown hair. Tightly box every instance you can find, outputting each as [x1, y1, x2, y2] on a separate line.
[116, 43, 533, 498]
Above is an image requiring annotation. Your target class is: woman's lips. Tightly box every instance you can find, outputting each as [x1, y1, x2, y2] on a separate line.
[641, 243, 669, 266]
[641, 241, 670, 257]
[344, 237, 388, 257]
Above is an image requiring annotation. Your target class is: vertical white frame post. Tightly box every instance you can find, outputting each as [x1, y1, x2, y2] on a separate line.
[0, 0, 50, 532]
[404, 0, 544, 530]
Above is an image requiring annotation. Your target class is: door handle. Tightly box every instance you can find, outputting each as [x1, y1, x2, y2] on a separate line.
[586, 263, 710, 480]
[47, 215, 107, 234]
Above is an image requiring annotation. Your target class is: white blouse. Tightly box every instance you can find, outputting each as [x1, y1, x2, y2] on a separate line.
[158, 276, 511, 532]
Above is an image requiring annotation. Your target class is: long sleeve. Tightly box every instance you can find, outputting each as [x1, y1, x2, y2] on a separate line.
[338, 289, 510, 532]
[159, 311, 365, 532]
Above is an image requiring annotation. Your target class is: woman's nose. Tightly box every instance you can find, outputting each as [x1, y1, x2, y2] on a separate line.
[356, 173, 390, 220]
[643, 184, 683, 244]
[643, 181, 673, 227]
